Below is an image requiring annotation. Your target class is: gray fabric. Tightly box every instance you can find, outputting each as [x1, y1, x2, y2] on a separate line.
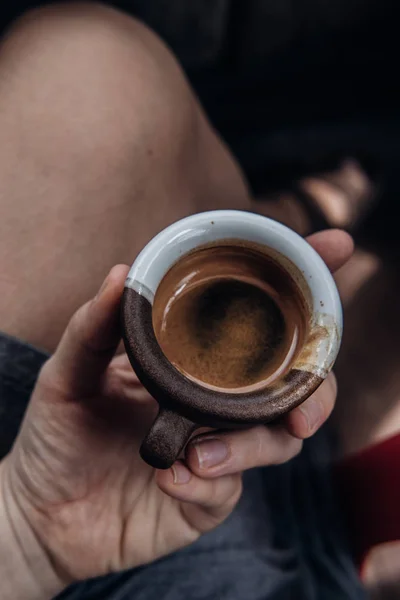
[59, 447, 365, 600]
[0, 332, 365, 599]
[0, 333, 48, 458]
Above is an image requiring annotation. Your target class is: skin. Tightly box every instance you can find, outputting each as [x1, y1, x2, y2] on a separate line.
[0, 5, 355, 597]
[0, 229, 353, 597]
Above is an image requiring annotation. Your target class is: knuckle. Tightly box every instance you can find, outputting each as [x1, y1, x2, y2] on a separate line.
[67, 304, 87, 339]
[318, 374, 337, 406]
[68, 302, 115, 357]
[207, 479, 223, 508]
[68, 305, 100, 355]
[36, 361, 55, 393]
[227, 427, 267, 470]
[316, 379, 336, 421]
[232, 427, 302, 470]
[328, 372, 338, 397]
[271, 436, 303, 465]
[36, 359, 73, 401]
[252, 426, 302, 467]
[216, 474, 243, 511]
[325, 376, 337, 416]
[252, 426, 269, 466]
[286, 438, 303, 461]
[226, 476, 243, 509]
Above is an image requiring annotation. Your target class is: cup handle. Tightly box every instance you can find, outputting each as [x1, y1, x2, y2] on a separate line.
[140, 408, 197, 469]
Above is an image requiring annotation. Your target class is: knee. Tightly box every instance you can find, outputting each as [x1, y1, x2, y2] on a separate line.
[1, 2, 197, 171]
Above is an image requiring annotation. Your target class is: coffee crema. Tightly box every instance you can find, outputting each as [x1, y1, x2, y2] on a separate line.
[152, 244, 307, 392]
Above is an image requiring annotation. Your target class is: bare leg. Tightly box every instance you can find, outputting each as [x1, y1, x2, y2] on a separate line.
[0, 3, 250, 352]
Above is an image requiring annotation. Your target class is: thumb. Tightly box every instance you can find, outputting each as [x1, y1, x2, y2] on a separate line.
[48, 264, 129, 397]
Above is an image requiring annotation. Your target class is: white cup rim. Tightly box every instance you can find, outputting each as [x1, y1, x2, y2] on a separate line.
[126, 210, 342, 380]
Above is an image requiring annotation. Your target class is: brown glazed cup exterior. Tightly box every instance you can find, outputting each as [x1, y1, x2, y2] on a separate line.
[121, 211, 342, 469]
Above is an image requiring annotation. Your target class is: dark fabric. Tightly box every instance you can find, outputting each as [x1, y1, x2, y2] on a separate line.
[59, 440, 366, 600]
[0, 0, 398, 197]
[0, 1, 393, 69]
[0, 332, 365, 599]
[0, 333, 48, 458]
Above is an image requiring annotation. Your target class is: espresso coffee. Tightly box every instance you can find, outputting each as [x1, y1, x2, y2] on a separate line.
[152, 243, 307, 392]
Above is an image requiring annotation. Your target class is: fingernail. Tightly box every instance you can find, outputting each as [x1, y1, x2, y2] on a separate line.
[194, 438, 228, 469]
[171, 461, 191, 485]
[300, 398, 323, 433]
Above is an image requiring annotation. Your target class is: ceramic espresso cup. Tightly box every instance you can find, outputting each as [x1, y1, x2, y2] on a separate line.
[121, 210, 342, 469]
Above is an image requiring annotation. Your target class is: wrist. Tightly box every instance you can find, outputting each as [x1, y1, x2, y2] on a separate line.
[0, 460, 65, 600]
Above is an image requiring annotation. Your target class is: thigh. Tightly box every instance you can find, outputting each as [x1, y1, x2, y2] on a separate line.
[0, 2, 250, 352]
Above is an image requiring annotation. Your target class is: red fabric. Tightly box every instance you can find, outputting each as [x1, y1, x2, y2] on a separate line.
[334, 433, 400, 573]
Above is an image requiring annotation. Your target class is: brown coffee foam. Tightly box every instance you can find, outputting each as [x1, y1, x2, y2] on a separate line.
[152, 244, 307, 391]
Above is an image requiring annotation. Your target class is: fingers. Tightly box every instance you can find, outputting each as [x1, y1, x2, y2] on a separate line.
[44, 264, 130, 397]
[176, 232, 348, 482]
[306, 229, 354, 273]
[281, 230, 348, 438]
[285, 372, 337, 439]
[156, 462, 242, 529]
[184, 425, 302, 479]
[176, 373, 336, 479]
[109, 352, 138, 372]
[103, 365, 154, 404]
